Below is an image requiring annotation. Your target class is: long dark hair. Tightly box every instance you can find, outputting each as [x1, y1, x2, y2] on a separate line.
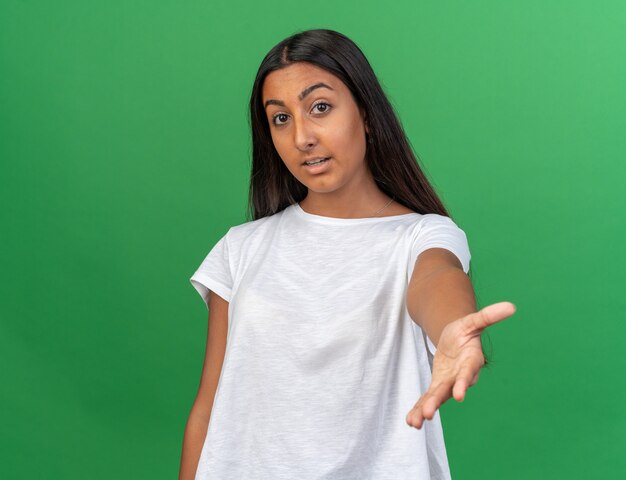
[246, 29, 490, 366]
[247, 28, 450, 222]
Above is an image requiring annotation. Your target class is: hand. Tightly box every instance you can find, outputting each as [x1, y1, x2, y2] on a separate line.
[405, 301, 516, 429]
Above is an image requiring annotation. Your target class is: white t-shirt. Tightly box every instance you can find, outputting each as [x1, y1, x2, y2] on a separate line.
[190, 202, 471, 480]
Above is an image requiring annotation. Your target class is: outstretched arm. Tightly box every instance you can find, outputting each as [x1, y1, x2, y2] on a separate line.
[405, 247, 516, 429]
[406, 247, 477, 347]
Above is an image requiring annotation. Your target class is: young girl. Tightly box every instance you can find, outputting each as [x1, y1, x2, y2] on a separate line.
[180, 28, 515, 480]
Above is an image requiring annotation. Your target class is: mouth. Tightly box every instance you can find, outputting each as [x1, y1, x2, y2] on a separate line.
[302, 156, 331, 166]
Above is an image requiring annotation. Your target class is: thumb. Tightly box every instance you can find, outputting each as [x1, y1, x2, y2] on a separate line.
[466, 301, 516, 333]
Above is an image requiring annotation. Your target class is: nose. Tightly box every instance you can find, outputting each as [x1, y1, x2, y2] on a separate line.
[293, 114, 317, 151]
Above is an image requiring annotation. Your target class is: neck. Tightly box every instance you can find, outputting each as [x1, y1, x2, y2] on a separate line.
[300, 178, 393, 219]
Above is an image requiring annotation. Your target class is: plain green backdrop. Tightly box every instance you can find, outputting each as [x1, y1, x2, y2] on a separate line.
[1, 1, 624, 478]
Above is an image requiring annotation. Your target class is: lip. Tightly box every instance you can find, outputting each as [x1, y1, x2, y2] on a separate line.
[302, 156, 331, 165]
[302, 156, 332, 174]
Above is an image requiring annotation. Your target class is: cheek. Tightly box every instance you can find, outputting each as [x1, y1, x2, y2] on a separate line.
[271, 136, 300, 172]
[330, 120, 366, 158]
[270, 133, 289, 158]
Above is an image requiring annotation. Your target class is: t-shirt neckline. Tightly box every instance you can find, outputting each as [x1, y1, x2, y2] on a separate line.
[291, 202, 421, 225]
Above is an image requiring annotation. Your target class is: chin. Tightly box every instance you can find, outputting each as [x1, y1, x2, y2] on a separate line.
[303, 180, 343, 194]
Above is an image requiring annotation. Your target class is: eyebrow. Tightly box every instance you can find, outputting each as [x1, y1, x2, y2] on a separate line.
[264, 82, 334, 109]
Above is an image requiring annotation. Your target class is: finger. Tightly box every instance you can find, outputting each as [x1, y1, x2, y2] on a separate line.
[466, 301, 516, 333]
[453, 358, 484, 401]
[407, 402, 429, 429]
[409, 379, 444, 412]
[420, 381, 453, 421]
[406, 397, 423, 428]
[407, 392, 429, 425]
[407, 382, 445, 428]
[406, 404, 424, 429]
[469, 369, 480, 386]
[407, 397, 424, 422]
[451, 363, 471, 401]
[453, 377, 468, 402]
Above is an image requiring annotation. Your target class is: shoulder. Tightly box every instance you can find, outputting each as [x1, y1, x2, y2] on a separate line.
[226, 208, 287, 244]
[420, 212, 462, 226]
[408, 212, 467, 240]
[407, 212, 471, 273]
[383, 204, 417, 216]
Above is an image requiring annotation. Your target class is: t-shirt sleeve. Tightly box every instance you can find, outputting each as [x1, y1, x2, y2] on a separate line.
[189, 229, 233, 307]
[409, 213, 471, 275]
[409, 214, 471, 356]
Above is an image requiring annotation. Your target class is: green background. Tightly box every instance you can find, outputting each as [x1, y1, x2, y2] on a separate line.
[1, 1, 624, 478]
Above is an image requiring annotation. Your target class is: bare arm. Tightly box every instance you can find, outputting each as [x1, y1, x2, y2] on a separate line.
[406, 247, 477, 347]
[405, 247, 516, 429]
[179, 291, 229, 480]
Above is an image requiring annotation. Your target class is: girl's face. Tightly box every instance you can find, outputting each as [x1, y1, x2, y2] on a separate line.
[262, 62, 370, 195]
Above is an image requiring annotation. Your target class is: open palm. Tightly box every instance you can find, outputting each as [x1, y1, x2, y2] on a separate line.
[406, 301, 516, 429]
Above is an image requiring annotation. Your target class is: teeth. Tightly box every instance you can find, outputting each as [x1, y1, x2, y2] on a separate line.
[305, 158, 328, 166]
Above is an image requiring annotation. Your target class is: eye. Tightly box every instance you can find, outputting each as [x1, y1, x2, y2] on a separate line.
[312, 101, 332, 114]
[272, 113, 289, 126]
[271, 101, 333, 127]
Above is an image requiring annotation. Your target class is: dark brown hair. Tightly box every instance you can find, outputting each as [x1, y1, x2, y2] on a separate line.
[246, 28, 489, 366]
[247, 28, 450, 222]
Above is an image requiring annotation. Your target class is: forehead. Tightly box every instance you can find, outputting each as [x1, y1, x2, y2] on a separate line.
[262, 63, 345, 101]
